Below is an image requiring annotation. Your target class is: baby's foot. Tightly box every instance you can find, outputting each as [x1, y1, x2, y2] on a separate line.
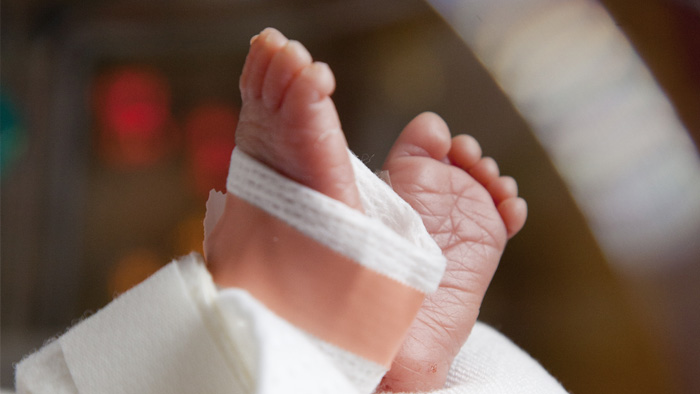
[207, 27, 361, 297]
[205, 29, 418, 370]
[378, 112, 527, 392]
[234, 28, 362, 209]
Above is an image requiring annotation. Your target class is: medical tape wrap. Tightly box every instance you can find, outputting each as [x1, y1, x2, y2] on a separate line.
[226, 148, 446, 294]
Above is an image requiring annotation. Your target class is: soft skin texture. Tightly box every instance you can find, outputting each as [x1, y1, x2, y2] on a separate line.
[206, 28, 527, 393]
[207, 27, 363, 287]
[235, 28, 362, 211]
[377, 113, 527, 392]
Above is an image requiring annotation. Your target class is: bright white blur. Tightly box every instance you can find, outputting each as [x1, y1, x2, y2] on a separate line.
[429, 0, 700, 273]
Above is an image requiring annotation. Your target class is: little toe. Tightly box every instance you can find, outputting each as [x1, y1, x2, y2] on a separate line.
[498, 197, 528, 238]
[241, 28, 288, 100]
[469, 157, 500, 186]
[384, 112, 452, 163]
[448, 134, 482, 170]
[262, 40, 313, 110]
[487, 176, 519, 205]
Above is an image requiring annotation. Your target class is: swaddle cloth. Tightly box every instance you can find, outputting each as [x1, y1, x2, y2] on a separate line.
[15, 147, 567, 394]
[15, 255, 359, 394]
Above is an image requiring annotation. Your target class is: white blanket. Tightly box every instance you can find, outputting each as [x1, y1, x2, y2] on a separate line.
[15, 149, 567, 393]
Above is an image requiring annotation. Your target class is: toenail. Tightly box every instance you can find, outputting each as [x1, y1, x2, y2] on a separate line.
[263, 29, 282, 43]
[314, 62, 331, 73]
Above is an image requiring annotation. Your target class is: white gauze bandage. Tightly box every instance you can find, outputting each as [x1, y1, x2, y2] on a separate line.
[225, 148, 446, 293]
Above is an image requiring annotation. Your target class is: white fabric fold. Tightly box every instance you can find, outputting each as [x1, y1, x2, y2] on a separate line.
[216, 288, 358, 394]
[443, 322, 568, 394]
[14, 257, 568, 394]
[15, 256, 359, 394]
[17, 255, 238, 394]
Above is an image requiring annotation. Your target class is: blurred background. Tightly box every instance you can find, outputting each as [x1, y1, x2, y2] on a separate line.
[2, 0, 699, 392]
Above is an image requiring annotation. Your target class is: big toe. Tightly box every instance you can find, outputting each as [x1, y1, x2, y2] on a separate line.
[384, 112, 453, 165]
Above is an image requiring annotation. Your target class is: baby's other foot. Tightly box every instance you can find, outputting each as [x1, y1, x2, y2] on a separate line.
[378, 112, 527, 392]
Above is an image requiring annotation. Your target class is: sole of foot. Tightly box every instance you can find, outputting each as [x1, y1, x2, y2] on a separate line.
[378, 112, 527, 392]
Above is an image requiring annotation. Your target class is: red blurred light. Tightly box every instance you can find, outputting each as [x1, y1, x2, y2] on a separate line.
[184, 103, 238, 145]
[184, 103, 238, 198]
[93, 67, 173, 168]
